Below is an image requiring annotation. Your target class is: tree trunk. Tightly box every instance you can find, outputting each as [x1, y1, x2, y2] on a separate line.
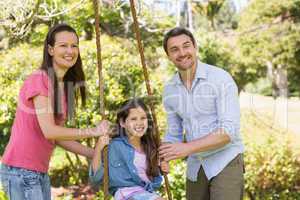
[274, 64, 288, 98]
[211, 17, 216, 30]
[187, 0, 194, 31]
[181, 0, 188, 27]
[176, 0, 181, 27]
[84, 22, 93, 40]
[266, 60, 278, 98]
[266, 61, 288, 98]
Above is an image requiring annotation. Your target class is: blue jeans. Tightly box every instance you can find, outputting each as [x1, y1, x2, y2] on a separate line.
[0, 164, 51, 200]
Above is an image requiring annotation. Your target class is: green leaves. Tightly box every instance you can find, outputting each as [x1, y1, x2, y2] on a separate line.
[0, 43, 40, 154]
[237, 0, 300, 97]
[242, 111, 300, 199]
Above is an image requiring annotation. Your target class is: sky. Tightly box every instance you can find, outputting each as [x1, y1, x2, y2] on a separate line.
[233, 0, 249, 12]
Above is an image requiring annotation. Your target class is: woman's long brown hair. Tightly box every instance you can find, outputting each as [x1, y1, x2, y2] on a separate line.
[40, 23, 86, 120]
[116, 98, 160, 177]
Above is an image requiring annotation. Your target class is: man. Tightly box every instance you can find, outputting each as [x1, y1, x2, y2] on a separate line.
[159, 27, 244, 200]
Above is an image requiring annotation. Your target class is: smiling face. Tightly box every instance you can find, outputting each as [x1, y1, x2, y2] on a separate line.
[48, 31, 79, 71]
[121, 106, 148, 139]
[166, 34, 197, 72]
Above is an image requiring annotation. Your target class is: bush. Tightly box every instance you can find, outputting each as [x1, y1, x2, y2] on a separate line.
[0, 188, 8, 200]
[244, 138, 300, 199]
[0, 43, 40, 154]
[162, 160, 186, 200]
[242, 111, 300, 200]
[50, 162, 89, 187]
[244, 78, 273, 96]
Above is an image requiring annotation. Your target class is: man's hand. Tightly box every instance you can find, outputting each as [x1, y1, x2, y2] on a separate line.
[159, 142, 190, 161]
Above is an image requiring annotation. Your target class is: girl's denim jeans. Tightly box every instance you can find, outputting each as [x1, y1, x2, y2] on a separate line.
[0, 164, 51, 200]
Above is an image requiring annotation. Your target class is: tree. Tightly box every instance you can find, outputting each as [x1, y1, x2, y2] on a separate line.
[215, 0, 238, 30]
[192, 0, 225, 30]
[0, 0, 174, 49]
[237, 0, 300, 97]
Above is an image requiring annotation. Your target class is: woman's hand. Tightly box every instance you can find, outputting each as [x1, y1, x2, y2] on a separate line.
[93, 120, 111, 137]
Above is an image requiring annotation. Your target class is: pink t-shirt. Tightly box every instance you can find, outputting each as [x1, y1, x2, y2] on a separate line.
[2, 70, 67, 173]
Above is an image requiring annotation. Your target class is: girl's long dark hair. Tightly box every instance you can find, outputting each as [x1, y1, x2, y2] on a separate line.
[40, 23, 86, 120]
[116, 98, 160, 177]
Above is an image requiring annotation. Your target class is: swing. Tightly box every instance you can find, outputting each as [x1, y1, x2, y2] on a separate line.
[91, 0, 172, 199]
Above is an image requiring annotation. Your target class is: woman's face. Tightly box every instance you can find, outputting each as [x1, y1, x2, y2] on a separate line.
[121, 106, 148, 139]
[48, 31, 79, 71]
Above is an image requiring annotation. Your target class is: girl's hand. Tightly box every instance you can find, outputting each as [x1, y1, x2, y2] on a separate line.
[160, 160, 170, 174]
[92, 134, 110, 173]
[95, 134, 110, 151]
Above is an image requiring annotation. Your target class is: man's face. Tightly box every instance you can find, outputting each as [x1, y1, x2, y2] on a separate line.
[166, 34, 197, 71]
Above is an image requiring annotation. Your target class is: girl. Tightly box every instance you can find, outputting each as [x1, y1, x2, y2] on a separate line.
[90, 98, 169, 200]
[0, 24, 109, 200]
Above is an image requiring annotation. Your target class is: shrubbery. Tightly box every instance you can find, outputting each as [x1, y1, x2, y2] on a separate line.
[0, 188, 7, 200]
[242, 111, 300, 200]
[0, 44, 41, 155]
[245, 138, 300, 200]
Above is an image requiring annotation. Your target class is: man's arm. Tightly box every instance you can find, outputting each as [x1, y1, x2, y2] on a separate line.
[215, 74, 240, 143]
[159, 129, 230, 161]
[160, 75, 240, 161]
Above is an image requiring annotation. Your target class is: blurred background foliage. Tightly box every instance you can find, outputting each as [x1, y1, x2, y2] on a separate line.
[1, 0, 300, 199]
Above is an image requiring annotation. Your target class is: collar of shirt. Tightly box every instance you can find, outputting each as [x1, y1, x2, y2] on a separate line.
[172, 60, 208, 86]
[114, 135, 130, 146]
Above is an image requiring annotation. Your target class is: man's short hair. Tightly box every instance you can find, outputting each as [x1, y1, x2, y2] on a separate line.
[163, 27, 196, 55]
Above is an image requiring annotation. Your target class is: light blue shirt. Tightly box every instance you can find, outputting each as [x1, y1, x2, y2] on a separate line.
[162, 61, 244, 181]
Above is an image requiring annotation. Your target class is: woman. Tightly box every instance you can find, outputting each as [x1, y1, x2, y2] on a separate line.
[0, 23, 110, 200]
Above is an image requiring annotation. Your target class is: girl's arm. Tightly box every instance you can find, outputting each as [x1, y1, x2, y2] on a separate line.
[160, 160, 170, 174]
[56, 140, 94, 159]
[33, 95, 110, 140]
[92, 135, 110, 173]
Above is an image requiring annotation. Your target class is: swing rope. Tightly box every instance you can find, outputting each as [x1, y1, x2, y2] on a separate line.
[129, 1, 172, 199]
[92, 0, 109, 199]
[92, 0, 172, 199]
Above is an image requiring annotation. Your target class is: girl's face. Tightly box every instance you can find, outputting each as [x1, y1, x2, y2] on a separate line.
[48, 31, 79, 71]
[121, 106, 148, 138]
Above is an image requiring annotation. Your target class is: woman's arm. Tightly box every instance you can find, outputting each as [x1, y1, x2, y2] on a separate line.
[92, 135, 109, 173]
[56, 140, 94, 159]
[33, 95, 110, 140]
